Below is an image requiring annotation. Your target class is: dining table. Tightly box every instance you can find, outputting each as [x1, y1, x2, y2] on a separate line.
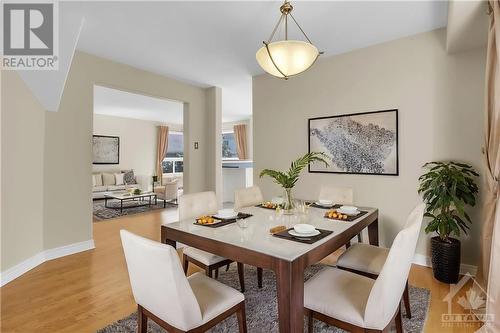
[161, 204, 379, 333]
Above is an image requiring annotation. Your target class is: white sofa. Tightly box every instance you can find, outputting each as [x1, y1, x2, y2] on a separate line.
[92, 170, 147, 199]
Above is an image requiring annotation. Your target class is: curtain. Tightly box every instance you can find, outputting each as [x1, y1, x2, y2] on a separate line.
[156, 126, 169, 185]
[478, 1, 500, 331]
[234, 124, 248, 160]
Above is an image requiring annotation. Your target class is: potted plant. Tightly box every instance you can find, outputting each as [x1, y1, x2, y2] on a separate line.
[260, 152, 329, 214]
[418, 161, 479, 283]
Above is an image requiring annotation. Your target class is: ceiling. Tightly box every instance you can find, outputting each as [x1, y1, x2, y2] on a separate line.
[93, 85, 184, 124]
[19, 1, 450, 122]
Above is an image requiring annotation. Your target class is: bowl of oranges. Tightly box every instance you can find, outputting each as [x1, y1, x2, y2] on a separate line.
[324, 209, 349, 221]
[195, 216, 221, 225]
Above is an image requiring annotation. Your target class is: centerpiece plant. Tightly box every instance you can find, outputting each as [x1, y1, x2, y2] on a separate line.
[260, 152, 329, 213]
[418, 161, 479, 283]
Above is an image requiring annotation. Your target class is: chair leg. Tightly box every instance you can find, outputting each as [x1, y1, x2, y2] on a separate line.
[257, 267, 263, 288]
[183, 257, 189, 275]
[137, 305, 147, 333]
[226, 263, 230, 271]
[308, 310, 314, 333]
[346, 240, 351, 249]
[236, 302, 248, 333]
[237, 262, 245, 292]
[357, 233, 362, 243]
[395, 303, 403, 333]
[403, 280, 412, 319]
[215, 267, 219, 279]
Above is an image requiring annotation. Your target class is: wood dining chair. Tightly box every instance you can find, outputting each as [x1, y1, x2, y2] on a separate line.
[318, 185, 362, 244]
[304, 204, 425, 333]
[233, 186, 265, 288]
[120, 230, 247, 333]
[336, 205, 421, 318]
[180, 191, 247, 291]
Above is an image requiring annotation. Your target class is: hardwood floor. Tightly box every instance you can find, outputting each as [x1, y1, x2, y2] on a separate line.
[1, 208, 481, 333]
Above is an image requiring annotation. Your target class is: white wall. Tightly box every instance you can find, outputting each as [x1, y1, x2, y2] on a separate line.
[1, 71, 45, 271]
[253, 29, 486, 266]
[92, 114, 181, 181]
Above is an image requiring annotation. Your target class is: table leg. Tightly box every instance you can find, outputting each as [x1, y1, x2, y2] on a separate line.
[120, 200, 123, 213]
[161, 227, 176, 248]
[105, 197, 108, 208]
[275, 259, 305, 333]
[149, 195, 152, 207]
[368, 217, 379, 246]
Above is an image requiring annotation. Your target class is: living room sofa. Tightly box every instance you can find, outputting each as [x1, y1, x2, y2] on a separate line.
[92, 170, 147, 199]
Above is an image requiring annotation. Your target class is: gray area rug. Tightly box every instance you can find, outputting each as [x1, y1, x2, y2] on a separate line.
[97, 264, 430, 332]
[93, 199, 176, 221]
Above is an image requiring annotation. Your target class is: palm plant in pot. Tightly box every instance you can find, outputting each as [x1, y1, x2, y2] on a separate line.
[260, 152, 329, 214]
[418, 161, 479, 283]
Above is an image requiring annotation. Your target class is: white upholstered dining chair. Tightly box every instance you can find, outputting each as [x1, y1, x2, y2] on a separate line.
[336, 204, 423, 319]
[318, 185, 361, 244]
[120, 230, 247, 333]
[318, 186, 354, 205]
[179, 191, 247, 291]
[233, 186, 265, 288]
[304, 204, 425, 333]
[234, 186, 264, 210]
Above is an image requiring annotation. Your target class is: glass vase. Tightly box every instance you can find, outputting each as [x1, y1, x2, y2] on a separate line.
[283, 188, 296, 215]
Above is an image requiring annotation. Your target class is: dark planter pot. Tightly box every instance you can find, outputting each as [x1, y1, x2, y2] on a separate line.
[431, 236, 461, 284]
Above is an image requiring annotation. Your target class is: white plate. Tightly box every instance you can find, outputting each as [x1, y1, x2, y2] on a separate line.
[337, 208, 360, 216]
[294, 223, 316, 234]
[288, 229, 320, 237]
[214, 209, 238, 219]
[315, 201, 335, 208]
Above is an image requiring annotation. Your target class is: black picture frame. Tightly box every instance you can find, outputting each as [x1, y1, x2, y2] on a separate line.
[92, 135, 120, 165]
[308, 109, 399, 176]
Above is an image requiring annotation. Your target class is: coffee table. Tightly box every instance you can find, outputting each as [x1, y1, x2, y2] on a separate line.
[104, 192, 157, 213]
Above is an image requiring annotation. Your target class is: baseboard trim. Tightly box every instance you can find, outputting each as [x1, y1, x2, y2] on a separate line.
[413, 253, 477, 276]
[0, 240, 95, 287]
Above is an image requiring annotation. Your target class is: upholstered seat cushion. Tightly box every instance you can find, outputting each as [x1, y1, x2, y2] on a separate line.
[107, 185, 126, 191]
[188, 272, 244, 324]
[92, 185, 107, 192]
[183, 247, 227, 266]
[337, 243, 389, 275]
[304, 267, 374, 327]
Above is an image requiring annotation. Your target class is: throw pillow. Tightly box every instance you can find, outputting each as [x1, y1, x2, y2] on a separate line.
[93, 174, 103, 186]
[115, 173, 124, 185]
[122, 169, 136, 184]
[102, 173, 115, 186]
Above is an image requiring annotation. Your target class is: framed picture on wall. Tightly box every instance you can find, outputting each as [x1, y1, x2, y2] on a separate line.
[92, 135, 120, 164]
[308, 109, 398, 175]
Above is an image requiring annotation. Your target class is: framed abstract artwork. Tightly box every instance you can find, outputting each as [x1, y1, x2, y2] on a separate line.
[308, 109, 398, 175]
[92, 135, 120, 164]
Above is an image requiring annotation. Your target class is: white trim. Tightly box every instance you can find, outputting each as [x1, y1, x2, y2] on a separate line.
[413, 253, 477, 276]
[0, 240, 95, 287]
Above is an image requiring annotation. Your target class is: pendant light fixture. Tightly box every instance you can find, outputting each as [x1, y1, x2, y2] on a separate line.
[256, 1, 322, 80]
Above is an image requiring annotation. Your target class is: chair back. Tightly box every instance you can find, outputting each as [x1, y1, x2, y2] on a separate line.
[363, 203, 425, 329]
[234, 186, 264, 210]
[120, 230, 202, 330]
[318, 186, 353, 204]
[179, 191, 218, 220]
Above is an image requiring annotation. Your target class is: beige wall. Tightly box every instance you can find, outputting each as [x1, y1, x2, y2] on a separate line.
[92, 114, 182, 180]
[1, 71, 45, 271]
[206, 87, 223, 206]
[253, 29, 486, 266]
[44, 51, 218, 249]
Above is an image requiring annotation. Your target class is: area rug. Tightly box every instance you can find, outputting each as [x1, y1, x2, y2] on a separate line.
[93, 199, 176, 221]
[97, 264, 430, 332]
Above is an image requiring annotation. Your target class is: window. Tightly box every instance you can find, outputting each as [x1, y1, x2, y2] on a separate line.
[162, 132, 183, 174]
[222, 131, 238, 159]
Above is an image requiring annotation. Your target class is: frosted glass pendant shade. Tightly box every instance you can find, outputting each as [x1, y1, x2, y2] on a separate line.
[256, 40, 319, 79]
